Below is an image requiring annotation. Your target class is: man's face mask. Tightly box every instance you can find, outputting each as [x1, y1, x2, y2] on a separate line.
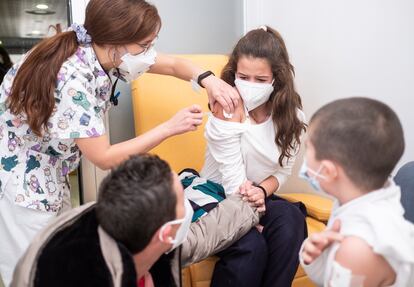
[159, 198, 194, 253]
[116, 46, 157, 83]
[299, 160, 327, 192]
[234, 78, 274, 111]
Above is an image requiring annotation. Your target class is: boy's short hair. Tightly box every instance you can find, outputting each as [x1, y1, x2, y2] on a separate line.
[96, 154, 176, 254]
[310, 97, 404, 191]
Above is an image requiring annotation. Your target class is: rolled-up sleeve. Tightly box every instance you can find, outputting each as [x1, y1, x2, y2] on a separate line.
[204, 115, 246, 195]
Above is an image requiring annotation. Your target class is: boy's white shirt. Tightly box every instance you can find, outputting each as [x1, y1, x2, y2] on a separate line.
[299, 180, 414, 286]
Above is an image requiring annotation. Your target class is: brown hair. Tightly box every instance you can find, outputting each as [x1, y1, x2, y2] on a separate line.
[222, 26, 306, 166]
[8, 0, 161, 136]
[310, 97, 404, 191]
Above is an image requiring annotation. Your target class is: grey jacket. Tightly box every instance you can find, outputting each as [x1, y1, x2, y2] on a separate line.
[11, 202, 129, 287]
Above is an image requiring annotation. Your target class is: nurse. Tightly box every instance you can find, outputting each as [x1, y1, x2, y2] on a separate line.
[0, 0, 238, 285]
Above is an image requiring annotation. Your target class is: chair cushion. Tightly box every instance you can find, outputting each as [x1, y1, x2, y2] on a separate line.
[279, 193, 333, 222]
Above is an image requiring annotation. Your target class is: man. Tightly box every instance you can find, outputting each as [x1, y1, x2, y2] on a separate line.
[12, 154, 259, 287]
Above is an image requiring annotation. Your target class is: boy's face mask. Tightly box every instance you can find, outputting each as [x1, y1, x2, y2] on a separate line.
[299, 160, 327, 192]
[159, 198, 194, 253]
[117, 46, 157, 83]
[234, 78, 274, 111]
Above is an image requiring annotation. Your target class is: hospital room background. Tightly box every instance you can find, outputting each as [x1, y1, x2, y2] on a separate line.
[0, 1, 412, 285]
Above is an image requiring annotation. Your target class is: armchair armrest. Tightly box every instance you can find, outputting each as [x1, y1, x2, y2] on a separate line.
[279, 193, 333, 222]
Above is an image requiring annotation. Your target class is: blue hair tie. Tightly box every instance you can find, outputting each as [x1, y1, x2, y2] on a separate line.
[70, 23, 92, 45]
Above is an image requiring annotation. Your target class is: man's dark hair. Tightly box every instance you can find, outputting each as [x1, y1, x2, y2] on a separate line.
[96, 154, 176, 254]
[310, 97, 404, 191]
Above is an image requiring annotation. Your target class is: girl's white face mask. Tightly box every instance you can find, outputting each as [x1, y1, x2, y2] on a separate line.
[117, 46, 157, 83]
[234, 78, 274, 111]
[159, 198, 194, 253]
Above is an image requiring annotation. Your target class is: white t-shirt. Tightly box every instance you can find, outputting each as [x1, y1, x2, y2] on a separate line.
[200, 110, 304, 195]
[300, 180, 414, 286]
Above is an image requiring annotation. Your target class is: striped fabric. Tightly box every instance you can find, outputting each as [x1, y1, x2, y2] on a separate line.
[179, 170, 226, 222]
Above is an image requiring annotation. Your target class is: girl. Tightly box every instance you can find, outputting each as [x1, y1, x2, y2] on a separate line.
[197, 26, 307, 286]
[0, 0, 238, 285]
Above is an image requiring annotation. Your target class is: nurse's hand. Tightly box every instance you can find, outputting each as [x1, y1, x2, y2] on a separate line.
[201, 76, 239, 114]
[301, 220, 343, 265]
[163, 105, 203, 136]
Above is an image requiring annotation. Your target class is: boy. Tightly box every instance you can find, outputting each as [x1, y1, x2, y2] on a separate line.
[300, 97, 414, 286]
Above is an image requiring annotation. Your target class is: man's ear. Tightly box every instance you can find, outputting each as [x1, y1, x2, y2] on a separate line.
[321, 159, 339, 182]
[157, 224, 174, 244]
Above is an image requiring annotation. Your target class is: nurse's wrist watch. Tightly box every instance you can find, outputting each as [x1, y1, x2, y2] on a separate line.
[197, 70, 215, 88]
[191, 70, 215, 93]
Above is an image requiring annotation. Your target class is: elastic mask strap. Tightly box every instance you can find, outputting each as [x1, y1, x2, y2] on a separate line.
[158, 217, 185, 242]
[309, 165, 327, 180]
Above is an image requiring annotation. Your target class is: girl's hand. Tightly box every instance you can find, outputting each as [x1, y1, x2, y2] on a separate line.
[163, 105, 203, 137]
[302, 220, 343, 265]
[202, 75, 239, 114]
[240, 181, 266, 213]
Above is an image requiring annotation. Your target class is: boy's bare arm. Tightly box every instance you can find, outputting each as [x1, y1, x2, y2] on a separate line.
[334, 236, 396, 287]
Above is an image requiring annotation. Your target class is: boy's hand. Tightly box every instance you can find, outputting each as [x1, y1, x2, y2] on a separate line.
[302, 220, 343, 265]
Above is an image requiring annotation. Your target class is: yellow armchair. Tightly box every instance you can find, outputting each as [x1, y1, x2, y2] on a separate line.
[131, 55, 333, 287]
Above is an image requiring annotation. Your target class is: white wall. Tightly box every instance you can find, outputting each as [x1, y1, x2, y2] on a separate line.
[245, 0, 414, 193]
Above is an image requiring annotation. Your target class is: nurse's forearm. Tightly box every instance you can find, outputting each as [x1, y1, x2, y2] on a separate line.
[148, 53, 203, 81]
[148, 53, 238, 114]
[75, 122, 172, 170]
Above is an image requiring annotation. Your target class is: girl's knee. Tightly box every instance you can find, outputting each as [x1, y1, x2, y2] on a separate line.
[263, 200, 307, 241]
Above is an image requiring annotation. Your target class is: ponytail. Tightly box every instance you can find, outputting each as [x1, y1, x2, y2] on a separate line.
[7, 0, 161, 137]
[8, 31, 78, 136]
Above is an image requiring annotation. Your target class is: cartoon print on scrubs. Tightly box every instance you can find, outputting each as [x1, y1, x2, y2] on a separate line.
[8, 131, 22, 152]
[43, 167, 57, 195]
[69, 88, 92, 111]
[0, 45, 112, 213]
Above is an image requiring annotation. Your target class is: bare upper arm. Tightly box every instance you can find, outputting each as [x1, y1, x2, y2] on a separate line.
[334, 236, 396, 287]
[211, 98, 244, 123]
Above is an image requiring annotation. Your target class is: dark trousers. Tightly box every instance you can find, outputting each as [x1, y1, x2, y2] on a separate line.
[211, 196, 307, 287]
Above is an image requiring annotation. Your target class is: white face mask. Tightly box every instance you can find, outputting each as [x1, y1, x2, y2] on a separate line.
[117, 47, 157, 83]
[234, 78, 274, 111]
[159, 197, 194, 253]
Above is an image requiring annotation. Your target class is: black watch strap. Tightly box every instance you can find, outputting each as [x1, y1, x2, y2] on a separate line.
[197, 71, 215, 88]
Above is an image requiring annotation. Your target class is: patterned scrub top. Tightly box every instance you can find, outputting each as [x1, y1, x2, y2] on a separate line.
[0, 45, 112, 213]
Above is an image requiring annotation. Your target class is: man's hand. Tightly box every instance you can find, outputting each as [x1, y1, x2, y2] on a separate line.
[302, 220, 343, 265]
